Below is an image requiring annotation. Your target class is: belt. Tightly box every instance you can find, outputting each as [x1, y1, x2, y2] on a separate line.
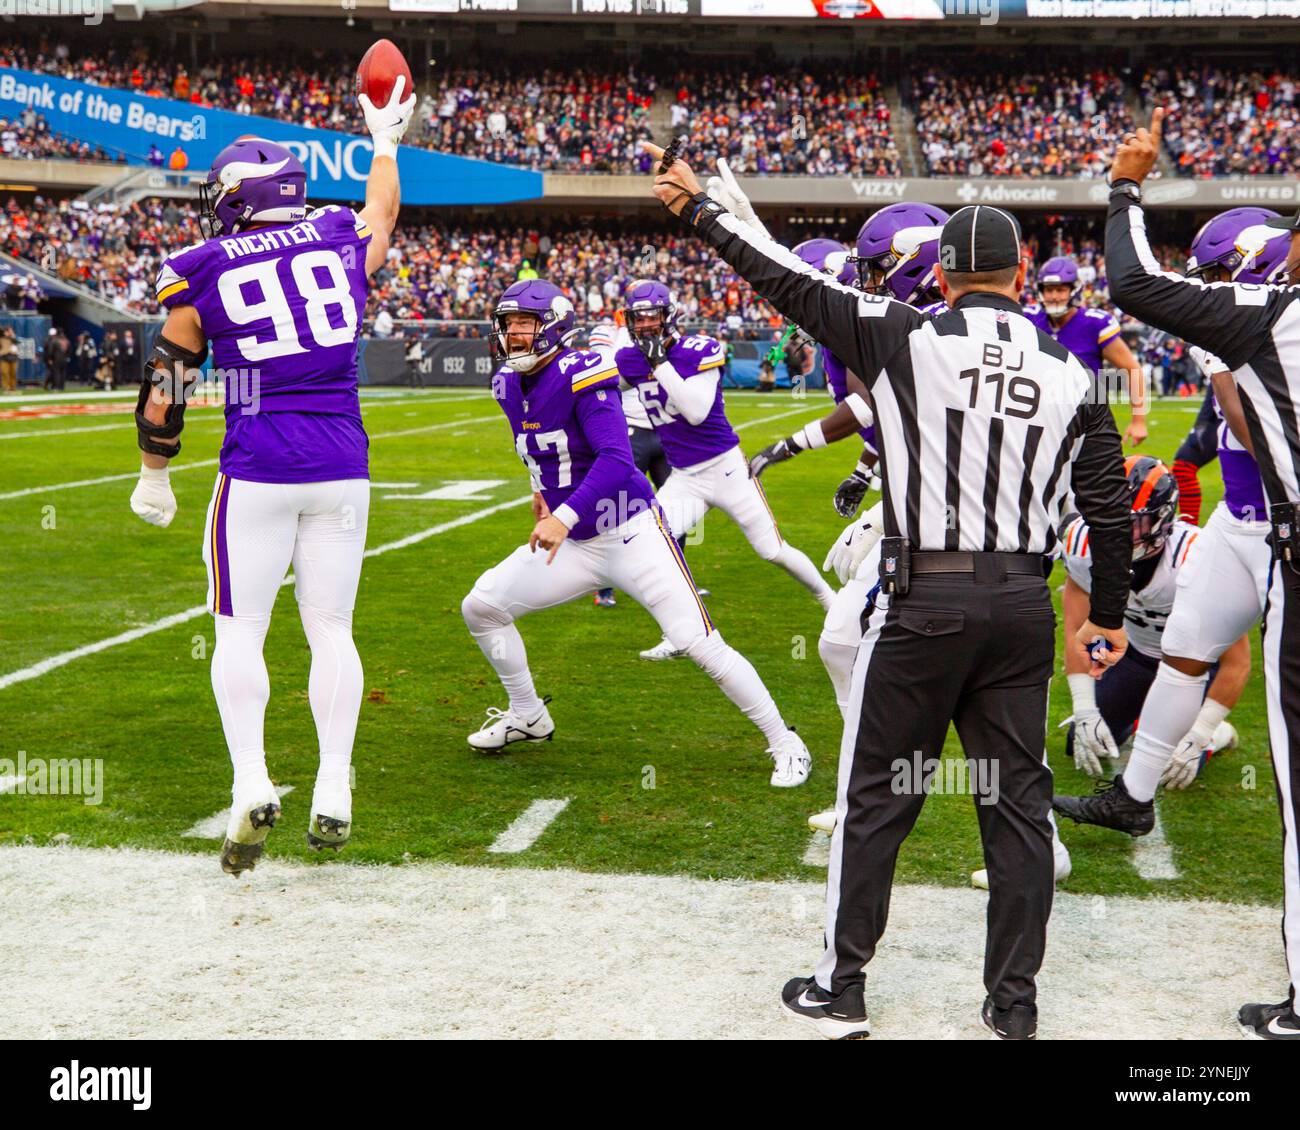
[910, 550, 1046, 576]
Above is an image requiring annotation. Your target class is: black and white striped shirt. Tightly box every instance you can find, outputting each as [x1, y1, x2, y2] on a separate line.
[1106, 184, 1300, 510]
[685, 207, 1133, 628]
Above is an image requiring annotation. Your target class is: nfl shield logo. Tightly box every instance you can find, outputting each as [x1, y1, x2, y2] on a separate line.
[884, 557, 896, 575]
[597, 390, 607, 401]
[1282, 523, 1292, 540]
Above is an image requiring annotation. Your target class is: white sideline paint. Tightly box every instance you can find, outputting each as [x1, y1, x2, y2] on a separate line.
[487, 798, 571, 854]
[0, 414, 500, 503]
[1133, 805, 1181, 880]
[181, 785, 296, 840]
[0, 494, 532, 692]
[0, 844, 1284, 1039]
[802, 831, 831, 867]
[0, 774, 25, 793]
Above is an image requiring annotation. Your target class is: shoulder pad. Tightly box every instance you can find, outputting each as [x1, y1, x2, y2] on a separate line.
[560, 348, 619, 393]
[1083, 308, 1110, 320]
[676, 334, 725, 370]
[154, 244, 206, 306]
[307, 205, 344, 220]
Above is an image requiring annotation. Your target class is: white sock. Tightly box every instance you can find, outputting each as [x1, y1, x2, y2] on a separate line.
[1124, 663, 1209, 802]
[687, 631, 787, 744]
[299, 603, 363, 787]
[211, 613, 273, 795]
[818, 634, 857, 721]
[462, 593, 544, 718]
[771, 542, 836, 609]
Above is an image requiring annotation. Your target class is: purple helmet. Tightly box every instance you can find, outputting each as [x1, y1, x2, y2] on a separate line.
[849, 202, 950, 305]
[792, 238, 854, 287]
[1037, 256, 1081, 315]
[1187, 207, 1291, 285]
[623, 278, 679, 337]
[198, 137, 307, 240]
[491, 279, 576, 371]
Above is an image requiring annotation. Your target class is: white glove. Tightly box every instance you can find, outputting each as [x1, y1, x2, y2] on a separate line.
[1162, 701, 1230, 789]
[823, 501, 884, 586]
[704, 158, 771, 240]
[130, 463, 177, 528]
[359, 74, 417, 160]
[1065, 673, 1119, 776]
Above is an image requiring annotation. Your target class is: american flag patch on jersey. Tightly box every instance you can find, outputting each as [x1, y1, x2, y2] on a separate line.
[280, 183, 297, 196]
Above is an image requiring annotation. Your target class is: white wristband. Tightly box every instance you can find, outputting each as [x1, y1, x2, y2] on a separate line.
[552, 503, 578, 531]
[371, 136, 399, 161]
[139, 461, 169, 481]
[1068, 672, 1098, 714]
[796, 421, 828, 451]
[1189, 698, 1230, 746]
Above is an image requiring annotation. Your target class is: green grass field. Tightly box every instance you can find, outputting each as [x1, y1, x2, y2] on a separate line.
[0, 389, 1283, 905]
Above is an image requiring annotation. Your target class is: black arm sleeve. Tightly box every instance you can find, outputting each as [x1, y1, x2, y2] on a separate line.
[1070, 402, 1132, 629]
[1105, 185, 1285, 372]
[688, 204, 924, 387]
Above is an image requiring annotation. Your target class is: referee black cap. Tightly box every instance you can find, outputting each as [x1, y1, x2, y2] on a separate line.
[1264, 207, 1300, 232]
[940, 205, 1023, 272]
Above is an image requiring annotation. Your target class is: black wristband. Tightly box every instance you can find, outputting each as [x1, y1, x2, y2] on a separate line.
[1109, 178, 1142, 202]
[679, 191, 727, 230]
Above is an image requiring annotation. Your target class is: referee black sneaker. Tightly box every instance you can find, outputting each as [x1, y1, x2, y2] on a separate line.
[1239, 1000, 1300, 1039]
[781, 976, 871, 1040]
[1052, 775, 1155, 837]
[982, 996, 1037, 1041]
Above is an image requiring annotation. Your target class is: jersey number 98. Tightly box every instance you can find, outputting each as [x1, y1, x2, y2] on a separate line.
[217, 251, 358, 363]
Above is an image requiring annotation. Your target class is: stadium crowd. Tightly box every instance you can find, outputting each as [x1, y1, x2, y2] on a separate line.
[1141, 64, 1300, 177]
[906, 61, 1142, 179]
[0, 113, 117, 163]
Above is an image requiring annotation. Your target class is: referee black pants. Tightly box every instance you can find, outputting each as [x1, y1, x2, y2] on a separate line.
[816, 565, 1057, 1009]
[1261, 558, 1300, 1009]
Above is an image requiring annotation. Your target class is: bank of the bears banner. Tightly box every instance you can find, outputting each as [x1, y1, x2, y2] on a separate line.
[0, 66, 544, 207]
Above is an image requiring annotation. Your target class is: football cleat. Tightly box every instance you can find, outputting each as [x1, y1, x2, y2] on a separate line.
[1238, 1000, 1300, 1039]
[769, 729, 811, 788]
[307, 777, 352, 852]
[639, 637, 685, 662]
[982, 996, 1037, 1040]
[971, 845, 1071, 891]
[781, 976, 870, 1040]
[468, 698, 555, 751]
[1052, 775, 1154, 836]
[593, 589, 617, 608]
[808, 809, 836, 835]
[220, 778, 282, 876]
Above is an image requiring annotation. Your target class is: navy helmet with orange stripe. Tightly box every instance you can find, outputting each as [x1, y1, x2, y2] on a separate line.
[1125, 455, 1179, 561]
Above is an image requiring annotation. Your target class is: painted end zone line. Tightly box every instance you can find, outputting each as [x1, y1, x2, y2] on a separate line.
[487, 798, 571, 854]
[0, 494, 532, 692]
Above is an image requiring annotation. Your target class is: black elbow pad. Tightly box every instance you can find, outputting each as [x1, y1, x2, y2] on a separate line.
[135, 335, 208, 459]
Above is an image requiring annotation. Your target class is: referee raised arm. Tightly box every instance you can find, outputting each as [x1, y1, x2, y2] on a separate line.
[645, 143, 1132, 1041]
[1103, 110, 1300, 1040]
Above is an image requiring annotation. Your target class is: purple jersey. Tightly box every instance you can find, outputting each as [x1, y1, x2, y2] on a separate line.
[617, 334, 738, 469]
[495, 347, 654, 541]
[1192, 348, 1268, 522]
[821, 346, 876, 454]
[155, 205, 372, 484]
[1022, 304, 1121, 375]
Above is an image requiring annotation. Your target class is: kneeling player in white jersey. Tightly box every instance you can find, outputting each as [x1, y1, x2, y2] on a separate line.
[129, 81, 415, 872]
[607, 279, 834, 661]
[461, 279, 811, 787]
[1053, 456, 1249, 835]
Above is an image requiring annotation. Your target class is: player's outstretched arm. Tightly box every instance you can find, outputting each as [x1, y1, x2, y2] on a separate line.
[358, 74, 416, 277]
[1210, 368, 1255, 455]
[1102, 335, 1147, 447]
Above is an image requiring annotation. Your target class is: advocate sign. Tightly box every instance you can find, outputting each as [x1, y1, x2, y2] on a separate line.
[0, 66, 543, 207]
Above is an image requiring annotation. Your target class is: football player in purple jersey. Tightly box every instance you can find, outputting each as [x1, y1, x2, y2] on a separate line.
[1051, 210, 1291, 839]
[462, 279, 813, 787]
[607, 279, 834, 661]
[129, 77, 417, 873]
[1022, 256, 1148, 447]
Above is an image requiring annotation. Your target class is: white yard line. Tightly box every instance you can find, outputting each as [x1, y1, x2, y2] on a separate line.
[0, 414, 501, 503]
[0, 844, 1284, 1039]
[733, 406, 819, 432]
[801, 831, 831, 867]
[1133, 805, 1181, 880]
[181, 786, 296, 839]
[0, 494, 532, 692]
[487, 798, 572, 854]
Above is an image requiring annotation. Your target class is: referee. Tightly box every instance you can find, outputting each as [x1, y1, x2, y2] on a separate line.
[1102, 109, 1300, 1041]
[646, 143, 1133, 1040]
